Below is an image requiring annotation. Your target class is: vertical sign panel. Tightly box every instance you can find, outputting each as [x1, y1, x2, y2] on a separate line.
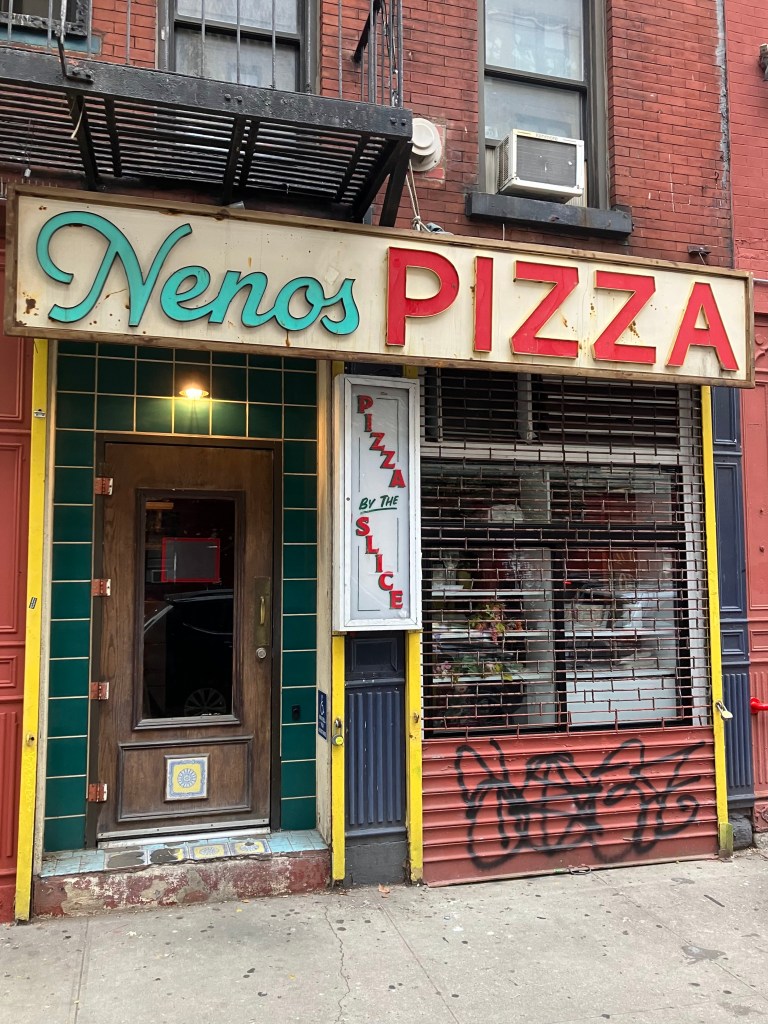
[334, 375, 421, 630]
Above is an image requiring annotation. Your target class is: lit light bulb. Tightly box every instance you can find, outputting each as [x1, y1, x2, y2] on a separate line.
[179, 384, 209, 400]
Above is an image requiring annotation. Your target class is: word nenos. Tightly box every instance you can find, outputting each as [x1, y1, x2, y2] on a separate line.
[36, 212, 360, 334]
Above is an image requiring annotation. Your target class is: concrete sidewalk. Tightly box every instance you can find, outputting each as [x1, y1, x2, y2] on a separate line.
[3, 852, 768, 1024]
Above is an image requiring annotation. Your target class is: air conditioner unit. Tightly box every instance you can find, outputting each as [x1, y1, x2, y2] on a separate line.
[497, 129, 585, 202]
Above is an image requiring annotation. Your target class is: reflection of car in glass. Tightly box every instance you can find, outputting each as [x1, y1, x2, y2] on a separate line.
[143, 589, 233, 718]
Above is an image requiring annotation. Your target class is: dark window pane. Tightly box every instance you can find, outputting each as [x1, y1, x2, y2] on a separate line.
[0, 0, 77, 16]
[143, 495, 236, 719]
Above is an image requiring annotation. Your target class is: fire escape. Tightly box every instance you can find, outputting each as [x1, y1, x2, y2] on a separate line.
[0, 1, 412, 224]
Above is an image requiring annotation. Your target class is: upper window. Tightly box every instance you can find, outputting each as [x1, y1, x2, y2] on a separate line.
[167, 0, 307, 91]
[482, 0, 605, 205]
[0, 0, 87, 36]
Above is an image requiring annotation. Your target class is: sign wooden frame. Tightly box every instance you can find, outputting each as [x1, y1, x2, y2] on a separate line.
[333, 374, 421, 631]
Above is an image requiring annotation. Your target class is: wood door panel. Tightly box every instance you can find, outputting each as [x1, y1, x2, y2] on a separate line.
[118, 737, 253, 822]
[96, 441, 274, 837]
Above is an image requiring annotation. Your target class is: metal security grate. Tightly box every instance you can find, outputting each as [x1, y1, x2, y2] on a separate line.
[420, 370, 709, 737]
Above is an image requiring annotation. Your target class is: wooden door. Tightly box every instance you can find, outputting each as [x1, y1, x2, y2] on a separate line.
[95, 441, 275, 838]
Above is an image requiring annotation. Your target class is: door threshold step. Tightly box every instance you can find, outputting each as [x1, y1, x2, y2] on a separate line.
[40, 829, 327, 877]
[33, 830, 330, 916]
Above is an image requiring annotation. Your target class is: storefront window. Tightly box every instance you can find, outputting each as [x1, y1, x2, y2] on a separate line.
[420, 371, 706, 736]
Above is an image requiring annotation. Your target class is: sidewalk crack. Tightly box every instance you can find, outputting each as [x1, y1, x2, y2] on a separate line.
[68, 918, 91, 1024]
[325, 905, 351, 1024]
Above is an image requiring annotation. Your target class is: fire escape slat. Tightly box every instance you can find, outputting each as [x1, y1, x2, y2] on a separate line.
[102, 96, 123, 178]
[220, 114, 248, 206]
[64, 93, 100, 190]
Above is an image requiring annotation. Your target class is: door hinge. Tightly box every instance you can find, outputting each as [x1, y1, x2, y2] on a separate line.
[94, 476, 113, 496]
[87, 783, 108, 803]
[91, 578, 111, 597]
[89, 680, 110, 701]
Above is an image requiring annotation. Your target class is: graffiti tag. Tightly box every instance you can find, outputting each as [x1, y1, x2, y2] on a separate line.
[455, 737, 704, 868]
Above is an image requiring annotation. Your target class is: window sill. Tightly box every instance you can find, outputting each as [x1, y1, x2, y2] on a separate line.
[466, 192, 633, 240]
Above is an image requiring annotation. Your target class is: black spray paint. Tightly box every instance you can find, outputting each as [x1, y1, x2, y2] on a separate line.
[455, 737, 705, 868]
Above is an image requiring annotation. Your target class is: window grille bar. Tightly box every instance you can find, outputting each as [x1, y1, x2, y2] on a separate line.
[235, 0, 241, 86]
[270, 0, 276, 89]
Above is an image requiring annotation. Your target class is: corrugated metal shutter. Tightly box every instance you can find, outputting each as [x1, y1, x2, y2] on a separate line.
[422, 728, 717, 884]
[419, 370, 716, 881]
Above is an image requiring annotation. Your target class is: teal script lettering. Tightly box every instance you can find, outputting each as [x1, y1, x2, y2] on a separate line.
[36, 212, 360, 336]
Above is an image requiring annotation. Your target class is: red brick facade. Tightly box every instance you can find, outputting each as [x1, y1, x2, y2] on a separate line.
[75, 0, 734, 266]
[726, 0, 768, 818]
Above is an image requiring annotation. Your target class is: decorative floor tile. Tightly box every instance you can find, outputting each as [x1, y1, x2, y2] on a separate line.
[233, 839, 269, 856]
[190, 842, 228, 860]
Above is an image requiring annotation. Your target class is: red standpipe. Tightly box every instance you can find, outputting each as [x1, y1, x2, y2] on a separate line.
[750, 697, 768, 715]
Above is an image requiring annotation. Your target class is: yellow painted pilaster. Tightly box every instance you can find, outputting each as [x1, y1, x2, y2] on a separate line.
[405, 630, 423, 882]
[329, 360, 346, 881]
[15, 339, 49, 920]
[701, 386, 732, 856]
[330, 634, 346, 881]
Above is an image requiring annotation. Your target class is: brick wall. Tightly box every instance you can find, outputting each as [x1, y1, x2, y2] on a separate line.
[726, 0, 768, 807]
[326, 0, 733, 266]
[91, 0, 156, 68]
[78, 0, 734, 268]
[725, 0, 768, 281]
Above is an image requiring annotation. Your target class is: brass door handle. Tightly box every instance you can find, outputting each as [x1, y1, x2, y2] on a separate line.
[254, 577, 271, 646]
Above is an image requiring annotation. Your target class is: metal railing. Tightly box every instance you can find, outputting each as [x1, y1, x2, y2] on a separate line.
[0, 0, 405, 107]
[352, 0, 404, 107]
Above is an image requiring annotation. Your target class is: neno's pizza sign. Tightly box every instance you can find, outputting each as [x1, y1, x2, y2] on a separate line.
[7, 187, 754, 386]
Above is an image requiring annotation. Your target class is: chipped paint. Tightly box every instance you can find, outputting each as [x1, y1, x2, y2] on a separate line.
[33, 850, 330, 917]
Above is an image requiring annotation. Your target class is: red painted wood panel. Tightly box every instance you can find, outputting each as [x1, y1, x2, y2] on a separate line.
[742, 370, 768, 800]
[422, 727, 717, 885]
[0, 258, 32, 923]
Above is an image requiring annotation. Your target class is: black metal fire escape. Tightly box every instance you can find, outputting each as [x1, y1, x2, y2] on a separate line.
[0, 2, 412, 225]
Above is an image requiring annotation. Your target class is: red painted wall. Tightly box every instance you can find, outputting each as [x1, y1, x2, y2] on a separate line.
[0, 256, 32, 922]
[726, 0, 768, 816]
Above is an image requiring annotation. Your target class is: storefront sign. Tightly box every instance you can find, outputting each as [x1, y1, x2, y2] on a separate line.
[334, 376, 420, 630]
[7, 188, 754, 386]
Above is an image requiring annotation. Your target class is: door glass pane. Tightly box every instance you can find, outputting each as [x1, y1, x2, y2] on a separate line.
[485, 0, 583, 80]
[143, 495, 236, 719]
[175, 27, 298, 89]
[177, 0, 299, 34]
[484, 77, 581, 141]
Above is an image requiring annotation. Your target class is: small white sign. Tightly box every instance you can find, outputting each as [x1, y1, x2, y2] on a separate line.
[334, 375, 421, 630]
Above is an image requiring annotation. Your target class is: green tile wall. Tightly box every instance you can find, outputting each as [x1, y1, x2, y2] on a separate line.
[45, 344, 319, 850]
